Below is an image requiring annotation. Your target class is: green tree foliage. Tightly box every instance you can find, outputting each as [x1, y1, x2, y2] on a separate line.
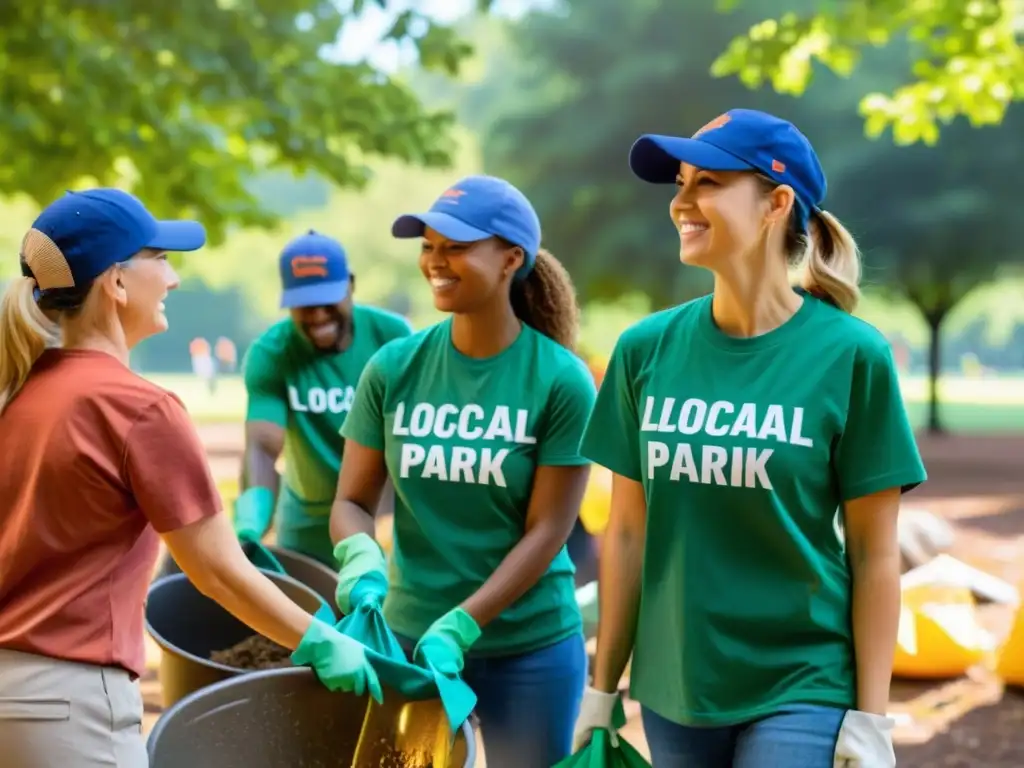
[829, 102, 1024, 430]
[475, 0, 1023, 431]
[713, 0, 1023, 144]
[477, 0, 796, 308]
[0, 1, 486, 241]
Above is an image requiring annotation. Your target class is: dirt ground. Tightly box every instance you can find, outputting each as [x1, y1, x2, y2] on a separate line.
[144, 428, 1024, 765]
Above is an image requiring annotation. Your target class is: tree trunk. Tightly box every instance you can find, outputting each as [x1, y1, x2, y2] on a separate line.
[924, 309, 948, 434]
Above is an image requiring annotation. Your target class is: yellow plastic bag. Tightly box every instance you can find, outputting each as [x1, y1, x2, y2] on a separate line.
[893, 584, 987, 679]
[579, 465, 613, 535]
[995, 595, 1024, 685]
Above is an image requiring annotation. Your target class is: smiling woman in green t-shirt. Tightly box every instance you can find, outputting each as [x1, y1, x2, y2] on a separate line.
[573, 110, 927, 768]
[329, 175, 595, 768]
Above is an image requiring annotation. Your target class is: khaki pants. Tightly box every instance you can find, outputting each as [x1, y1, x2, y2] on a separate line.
[0, 648, 147, 767]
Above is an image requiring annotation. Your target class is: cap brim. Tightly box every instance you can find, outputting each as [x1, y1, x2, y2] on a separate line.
[391, 212, 492, 243]
[629, 135, 753, 183]
[280, 280, 350, 309]
[149, 220, 207, 252]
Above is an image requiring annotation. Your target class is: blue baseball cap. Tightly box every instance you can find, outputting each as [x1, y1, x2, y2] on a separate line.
[278, 230, 351, 309]
[20, 188, 206, 292]
[391, 175, 541, 280]
[628, 109, 826, 231]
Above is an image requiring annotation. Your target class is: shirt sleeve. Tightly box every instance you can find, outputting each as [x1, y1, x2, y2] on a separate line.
[243, 342, 287, 426]
[579, 333, 643, 481]
[537, 359, 597, 466]
[340, 353, 387, 451]
[834, 341, 927, 501]
[124, 394, 223, 534]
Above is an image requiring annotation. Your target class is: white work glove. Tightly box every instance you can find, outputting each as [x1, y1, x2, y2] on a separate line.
[833, 710, 896, 767]
[572, 686, 620, 752]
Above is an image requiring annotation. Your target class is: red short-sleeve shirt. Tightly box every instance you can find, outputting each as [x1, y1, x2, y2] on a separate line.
[0, 349, 221, 678]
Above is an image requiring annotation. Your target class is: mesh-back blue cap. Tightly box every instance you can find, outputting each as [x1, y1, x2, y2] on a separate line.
[21, 188, 206, 291]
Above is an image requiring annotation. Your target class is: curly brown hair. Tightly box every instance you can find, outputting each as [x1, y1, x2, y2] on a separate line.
[509, 248, 580, 351]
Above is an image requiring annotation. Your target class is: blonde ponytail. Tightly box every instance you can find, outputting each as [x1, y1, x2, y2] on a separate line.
[798, 210, 861, 314]
[0, 277, 59, 414]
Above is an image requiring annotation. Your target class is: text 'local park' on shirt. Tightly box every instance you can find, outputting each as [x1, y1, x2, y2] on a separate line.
[243, 305, 413, 513]
[580, 293, 926, 727]
[342, 318, 596, 656]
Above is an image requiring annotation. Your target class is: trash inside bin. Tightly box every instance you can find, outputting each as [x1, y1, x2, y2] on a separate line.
[147, 666, 476, 768]
[145, 570, 326, 708]
[154, 542, 340, 615]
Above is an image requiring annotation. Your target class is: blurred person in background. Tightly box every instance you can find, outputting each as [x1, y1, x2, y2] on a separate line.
[235, 230, 411, 566]
[0, 191, 381, 768]
[189, 335, 216, 393]
[573, 110, 927, 767]
[215, 335, 237, 374]
[329, 176, 595, 767]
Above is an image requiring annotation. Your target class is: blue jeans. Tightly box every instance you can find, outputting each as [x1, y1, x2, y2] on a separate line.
[642, 704, 846, 768]
[399, 632, 587, 768]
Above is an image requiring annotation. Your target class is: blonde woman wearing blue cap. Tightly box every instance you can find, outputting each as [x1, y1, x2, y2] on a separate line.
[573, 110, 927, 766]
[0, 191, 381, 767]
[233, 230, 411, 566]
[327, 175, 595, 767]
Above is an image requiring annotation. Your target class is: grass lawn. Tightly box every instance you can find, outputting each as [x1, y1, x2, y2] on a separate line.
[148, 373, 1024, 433]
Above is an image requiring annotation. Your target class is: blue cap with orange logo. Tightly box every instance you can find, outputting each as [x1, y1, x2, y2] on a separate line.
[278, 230, 351, 309]
[391, 175, 541, 280]
[628, 108, 826, 232]
[21, 188, 205, 295]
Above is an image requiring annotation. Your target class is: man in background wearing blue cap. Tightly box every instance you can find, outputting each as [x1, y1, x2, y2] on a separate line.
[234, 230, 412, 566]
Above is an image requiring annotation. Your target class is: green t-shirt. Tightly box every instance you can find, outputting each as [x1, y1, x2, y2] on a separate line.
[243, 305, 413, 514]
[341, 318, 594, 655]
[580, 293, 927, 727]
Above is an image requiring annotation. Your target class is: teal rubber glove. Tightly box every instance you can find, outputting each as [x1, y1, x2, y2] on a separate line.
[413, 607, 481, 676]
[313, 601, 337, 624]
[349, 571, 389, 610]
[291, 618, 383, 702]
[334, 533, 387, 614]
[233, 487, 275, 541]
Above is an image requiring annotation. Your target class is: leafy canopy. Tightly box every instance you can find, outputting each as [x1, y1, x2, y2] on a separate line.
[0, 0, 491, 241]
[713, 0, 1023, 144]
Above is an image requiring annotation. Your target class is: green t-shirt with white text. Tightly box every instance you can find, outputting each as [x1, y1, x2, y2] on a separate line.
[243, 305, 413, 520]
[341, 318, 594, 655]
[580, 293, 926, 726]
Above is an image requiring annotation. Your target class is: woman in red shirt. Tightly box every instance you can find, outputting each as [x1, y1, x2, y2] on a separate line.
[0, 189, 381, 768]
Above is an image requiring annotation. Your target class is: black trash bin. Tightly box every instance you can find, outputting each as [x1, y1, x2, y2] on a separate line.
[145, 570, 326, 708]
[154, 542, 340, 614]
[147, 666, 476, 768]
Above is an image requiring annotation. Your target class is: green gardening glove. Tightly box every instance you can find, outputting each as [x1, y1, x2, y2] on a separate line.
[233, 487, 275, 542]
[348, 571, 389, 610]
[334, 533, 388, 614]
[413, 607, 481, 676]
[291, 618, 383, 702]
